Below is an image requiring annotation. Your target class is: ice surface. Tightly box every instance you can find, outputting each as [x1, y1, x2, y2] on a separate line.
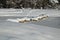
[0, 16, 60, 40]
[0, 9, 60, 40]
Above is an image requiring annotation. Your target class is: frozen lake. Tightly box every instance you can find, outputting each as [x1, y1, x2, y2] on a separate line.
[0, 16, 60, 40]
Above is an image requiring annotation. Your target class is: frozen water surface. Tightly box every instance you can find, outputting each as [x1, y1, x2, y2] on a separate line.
[0, 16, 60, 40]
[0, 9, 60, 40]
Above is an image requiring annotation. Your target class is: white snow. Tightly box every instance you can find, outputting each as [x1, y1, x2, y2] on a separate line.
[0, 9, 60, 17]
[7, 19, 19, 23]
[50, 0, 58, 3]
